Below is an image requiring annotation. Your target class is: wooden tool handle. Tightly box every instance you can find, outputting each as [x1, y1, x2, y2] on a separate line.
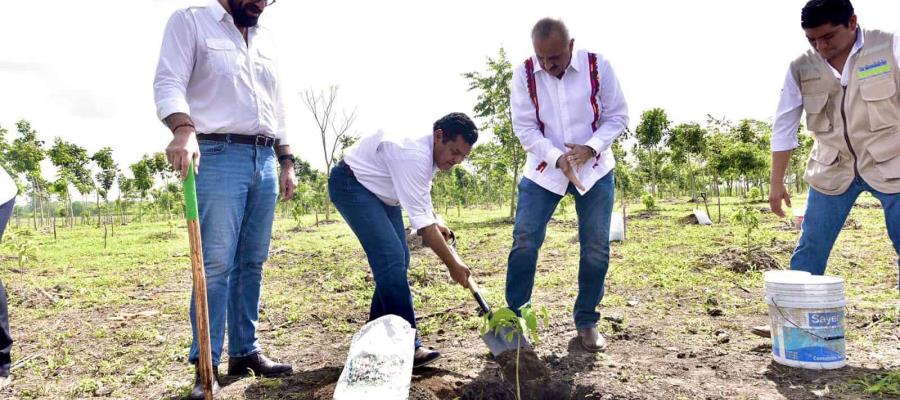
[467, 276, 491, 315]
[184, 161, 214, 400]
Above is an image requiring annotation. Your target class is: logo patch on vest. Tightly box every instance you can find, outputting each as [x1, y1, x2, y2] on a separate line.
[858, 59, 891, 80]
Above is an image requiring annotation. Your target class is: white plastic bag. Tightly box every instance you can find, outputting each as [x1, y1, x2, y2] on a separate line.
[333, 315, 415, 400]
[693, 209, 713, 225]
[609, 212, 625, 241]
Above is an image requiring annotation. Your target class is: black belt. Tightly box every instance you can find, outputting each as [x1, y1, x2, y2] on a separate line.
[337, 160, 354, 176]
[196, 133, 276, 147]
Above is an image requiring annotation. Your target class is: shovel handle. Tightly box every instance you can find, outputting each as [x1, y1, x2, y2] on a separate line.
[467, 276, 491, 315]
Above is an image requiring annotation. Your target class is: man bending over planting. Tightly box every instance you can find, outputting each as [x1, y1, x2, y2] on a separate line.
[329, 112, 477, 368]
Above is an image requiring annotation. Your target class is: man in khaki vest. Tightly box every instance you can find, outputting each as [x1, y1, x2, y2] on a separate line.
[760, 0, 900, 336]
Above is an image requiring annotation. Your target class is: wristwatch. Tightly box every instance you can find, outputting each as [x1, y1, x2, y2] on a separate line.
[278, 154, 295, 164]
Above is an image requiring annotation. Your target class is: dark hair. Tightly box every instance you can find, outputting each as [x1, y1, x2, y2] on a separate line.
[434, 112, 478, 145]
[801, 0, 854, 29]
[531, 18, 569, 42]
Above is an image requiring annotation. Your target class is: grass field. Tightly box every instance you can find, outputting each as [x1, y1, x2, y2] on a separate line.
[2, 193, 900, 399]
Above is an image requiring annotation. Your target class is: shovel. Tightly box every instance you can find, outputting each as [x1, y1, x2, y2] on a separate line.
[465, 276, 531, 357]
[444, 230, 529, 356]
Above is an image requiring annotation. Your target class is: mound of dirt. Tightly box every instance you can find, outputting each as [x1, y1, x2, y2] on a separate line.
[494, 349, 572, 400]
[700, 247, 782, 273]
[678, 213, 699, 225]
[313, 382, 441, 400]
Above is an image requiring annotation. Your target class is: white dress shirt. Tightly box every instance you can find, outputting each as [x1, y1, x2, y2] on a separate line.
[511, 49, 629, 196]
[343, 130, 439, 230]
[0, 167, 16, 205]
[772, 28, 900, 152]
[153, 0, 288, 145]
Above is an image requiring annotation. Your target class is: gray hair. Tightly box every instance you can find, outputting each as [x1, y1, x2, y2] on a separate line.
[531, 18, 569, 42]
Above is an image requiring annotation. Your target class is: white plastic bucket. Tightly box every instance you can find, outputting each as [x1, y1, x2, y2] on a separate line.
[764, 270, 847, 369]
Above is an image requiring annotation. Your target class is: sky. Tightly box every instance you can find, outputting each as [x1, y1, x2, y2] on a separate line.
[2, 0, 899, 181]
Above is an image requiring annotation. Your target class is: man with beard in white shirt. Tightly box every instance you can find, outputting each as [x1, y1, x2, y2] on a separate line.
[154, 0, 295, 397]
[505, 18, 628, 353]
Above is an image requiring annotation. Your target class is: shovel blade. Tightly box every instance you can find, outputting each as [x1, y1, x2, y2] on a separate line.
[481, 326, 532, 357]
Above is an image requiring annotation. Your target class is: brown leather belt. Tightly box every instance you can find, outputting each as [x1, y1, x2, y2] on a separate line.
[196, 133, 276, 147]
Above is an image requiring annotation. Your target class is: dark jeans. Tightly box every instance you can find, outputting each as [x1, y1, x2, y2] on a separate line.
[0, 198, 13, 376]
[328, 164, 422, 348]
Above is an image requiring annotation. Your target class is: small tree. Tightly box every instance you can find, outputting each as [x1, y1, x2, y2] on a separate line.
[731, 206, 760, 266]
[2, 230, 37, 269]
[464, 48, 523, 219]
[301, 86, 357, 222]
[635, 108, 670, 196]
[641, 193, 657, 215]
[482, 304, 549, 400]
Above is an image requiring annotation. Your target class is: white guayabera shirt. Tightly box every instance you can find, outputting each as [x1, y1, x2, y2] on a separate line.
[153, 0, 289, 145]
[511, 49, 629, 196]
[342, 131, 439, 230]
[771, 28, 900, 152]
[0, 168, 15, 205]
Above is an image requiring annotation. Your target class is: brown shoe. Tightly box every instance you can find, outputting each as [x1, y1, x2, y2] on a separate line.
[751, 325, 772, 338]
[413, 346, 441, 368]
[189, 365, 220, 400]
[227, 353, 292, 377]
[577, 327, 607, 352]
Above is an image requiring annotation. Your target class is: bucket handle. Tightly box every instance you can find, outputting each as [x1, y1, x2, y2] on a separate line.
[770, 297, 845, 342]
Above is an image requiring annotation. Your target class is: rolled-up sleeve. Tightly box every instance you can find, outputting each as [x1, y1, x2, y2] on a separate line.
[381, 144, 437, 230]
[511, 65, 565, 169]
[271, 38, 289, 146]
[585, 57, 628, 153]
[154, 10, 196, 122]
[771, 66, 803, 152]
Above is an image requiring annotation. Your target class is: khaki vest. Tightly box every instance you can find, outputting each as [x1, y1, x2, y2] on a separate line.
[791, 29, 900, 195]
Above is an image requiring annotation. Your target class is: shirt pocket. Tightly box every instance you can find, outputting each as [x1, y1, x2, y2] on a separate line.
[204, 38, 239, 77]
[859, 75, 898, 132]
[253, 45, 277, 93]
[802, 93, 833, 133]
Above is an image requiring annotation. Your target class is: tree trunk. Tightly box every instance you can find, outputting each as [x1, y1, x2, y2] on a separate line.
[96, 192, 101, 227]
[31, 184, 37, 230]
[716, 176, 722, 223]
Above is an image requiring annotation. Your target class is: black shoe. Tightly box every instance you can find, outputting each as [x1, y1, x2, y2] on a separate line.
[227, 353, 292, 377]
[189, 365, 220, 400]
[413, 346, 441, 368]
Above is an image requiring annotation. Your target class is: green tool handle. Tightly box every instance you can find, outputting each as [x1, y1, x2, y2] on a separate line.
[183, 160, 199, 221]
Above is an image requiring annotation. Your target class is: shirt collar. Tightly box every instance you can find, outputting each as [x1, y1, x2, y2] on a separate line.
[851, 26, 865, 56]
[208, 0, 229, 23]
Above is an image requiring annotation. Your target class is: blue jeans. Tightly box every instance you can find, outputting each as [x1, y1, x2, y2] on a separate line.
[328, 164, 422, 349]
[792, 178, 900, 278]
[0, 199, 12, 375]
[188, 140, 278, 366]
[506, 172, 615, 329]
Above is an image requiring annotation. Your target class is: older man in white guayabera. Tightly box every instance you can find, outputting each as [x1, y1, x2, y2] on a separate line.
[757, 0, 900, 337]
[153, 0, 297, 397]
[505, 18, 629, 353]
[0, 165, 17, 389]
